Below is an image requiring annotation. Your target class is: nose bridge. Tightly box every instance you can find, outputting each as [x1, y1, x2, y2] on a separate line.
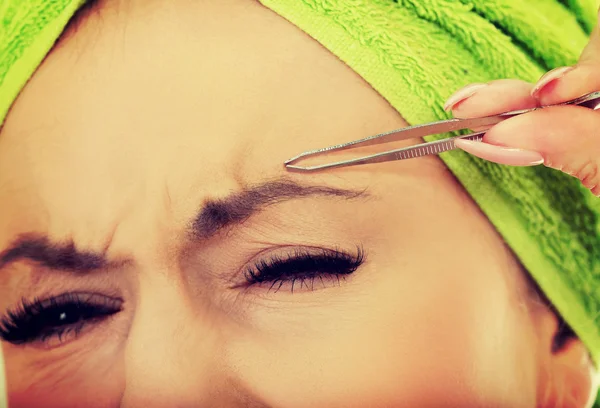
[120, 274, 216, 408]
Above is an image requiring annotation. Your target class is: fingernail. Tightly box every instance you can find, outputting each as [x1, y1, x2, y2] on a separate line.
[454, 138, 544, 167]
[443, 83, 488, 111]
[531, 66, 574, 99]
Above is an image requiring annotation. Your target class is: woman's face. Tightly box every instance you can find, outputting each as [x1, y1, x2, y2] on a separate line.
[0, 1, 543, 407]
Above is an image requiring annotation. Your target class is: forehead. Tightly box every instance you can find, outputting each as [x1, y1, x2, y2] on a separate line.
[0, 0, 448, 249]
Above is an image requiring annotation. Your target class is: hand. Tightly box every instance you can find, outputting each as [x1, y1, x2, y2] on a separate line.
[443, 20, 600, 196]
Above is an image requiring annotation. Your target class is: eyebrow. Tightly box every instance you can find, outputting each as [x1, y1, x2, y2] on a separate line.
[0, 237, 111, 273]
[190, 178, 368, 238]
[0, 178, 368, 273]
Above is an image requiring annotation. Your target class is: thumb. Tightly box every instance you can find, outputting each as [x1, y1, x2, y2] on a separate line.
[534, 18, 600, 104]
[454, 105, 600, 196]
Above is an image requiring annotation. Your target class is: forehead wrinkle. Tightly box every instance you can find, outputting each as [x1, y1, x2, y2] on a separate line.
[190, 177, 368, 240]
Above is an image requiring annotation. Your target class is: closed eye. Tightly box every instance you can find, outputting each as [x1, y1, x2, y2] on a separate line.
[241, 246, 365, 293]
[0, 292, 123, 347]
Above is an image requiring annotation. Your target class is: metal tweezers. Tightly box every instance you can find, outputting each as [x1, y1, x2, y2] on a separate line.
[284, 91, 600, 172]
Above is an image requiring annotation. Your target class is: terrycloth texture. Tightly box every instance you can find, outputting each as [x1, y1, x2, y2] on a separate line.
[257, 0, 600, 404]
[0, 0, 600, 406]
[0, 0, 86, 125]
[258, 0, 600, 353]
[0, 2, 87, 405]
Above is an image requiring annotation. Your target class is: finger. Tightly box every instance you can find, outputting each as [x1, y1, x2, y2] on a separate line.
[454, 106, 600, 195]
[445, 79, 539, 119]
[533, 23, 600, 105]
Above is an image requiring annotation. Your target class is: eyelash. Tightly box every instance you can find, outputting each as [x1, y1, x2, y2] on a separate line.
[0, 292, 123, 346]
[244, 246, 365, 292]
[0, 248, 363, 345]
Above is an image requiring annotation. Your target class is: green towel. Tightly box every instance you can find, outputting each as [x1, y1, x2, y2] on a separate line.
[256, 0, 600, 404]
[1, 0, 600, 406]
[258, 0, 600, 358]
[0, 2, 86, 406]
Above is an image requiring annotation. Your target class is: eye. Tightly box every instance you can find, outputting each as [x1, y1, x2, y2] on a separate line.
[0, 292, 123, 347]
[242, 246, 365, 293]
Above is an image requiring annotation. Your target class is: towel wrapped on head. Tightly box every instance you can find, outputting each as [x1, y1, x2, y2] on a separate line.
[258, 0, 600, 365]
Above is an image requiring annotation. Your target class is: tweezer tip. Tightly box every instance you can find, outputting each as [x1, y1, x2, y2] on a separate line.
[285, 164, 313, 172]
[284, 151, 312, 165]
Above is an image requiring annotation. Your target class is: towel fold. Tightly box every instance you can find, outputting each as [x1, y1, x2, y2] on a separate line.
[258, 0, 600, 357]
[257, 0, 600, 404]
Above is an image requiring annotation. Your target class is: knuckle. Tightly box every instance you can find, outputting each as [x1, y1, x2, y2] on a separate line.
[575, 160, 600, 191]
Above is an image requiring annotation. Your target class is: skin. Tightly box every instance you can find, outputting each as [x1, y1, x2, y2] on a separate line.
[0, 1, 595, 407]
[446, 19, 600, 196]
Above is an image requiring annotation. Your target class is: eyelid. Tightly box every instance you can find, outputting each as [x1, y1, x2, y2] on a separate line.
[236, 245, 365, 294]
[227, 245, 350, 285]
[31, 313, 119, 350]
[1, 278, 126, 310]
[0, 292, 124, 348]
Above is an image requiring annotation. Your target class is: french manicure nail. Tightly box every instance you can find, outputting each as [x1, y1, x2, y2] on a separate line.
[443, 83, 488, 111]
[454, 139, 544, 167]
[531, 66, 574, 98]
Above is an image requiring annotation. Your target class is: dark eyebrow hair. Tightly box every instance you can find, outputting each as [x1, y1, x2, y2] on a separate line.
[191, 178, 368, 239]
[0, 179, 368, 273]
[0, 235, 111, 273]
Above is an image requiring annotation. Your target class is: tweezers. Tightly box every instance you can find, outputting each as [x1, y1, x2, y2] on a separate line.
[284, 91, 600, 172]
